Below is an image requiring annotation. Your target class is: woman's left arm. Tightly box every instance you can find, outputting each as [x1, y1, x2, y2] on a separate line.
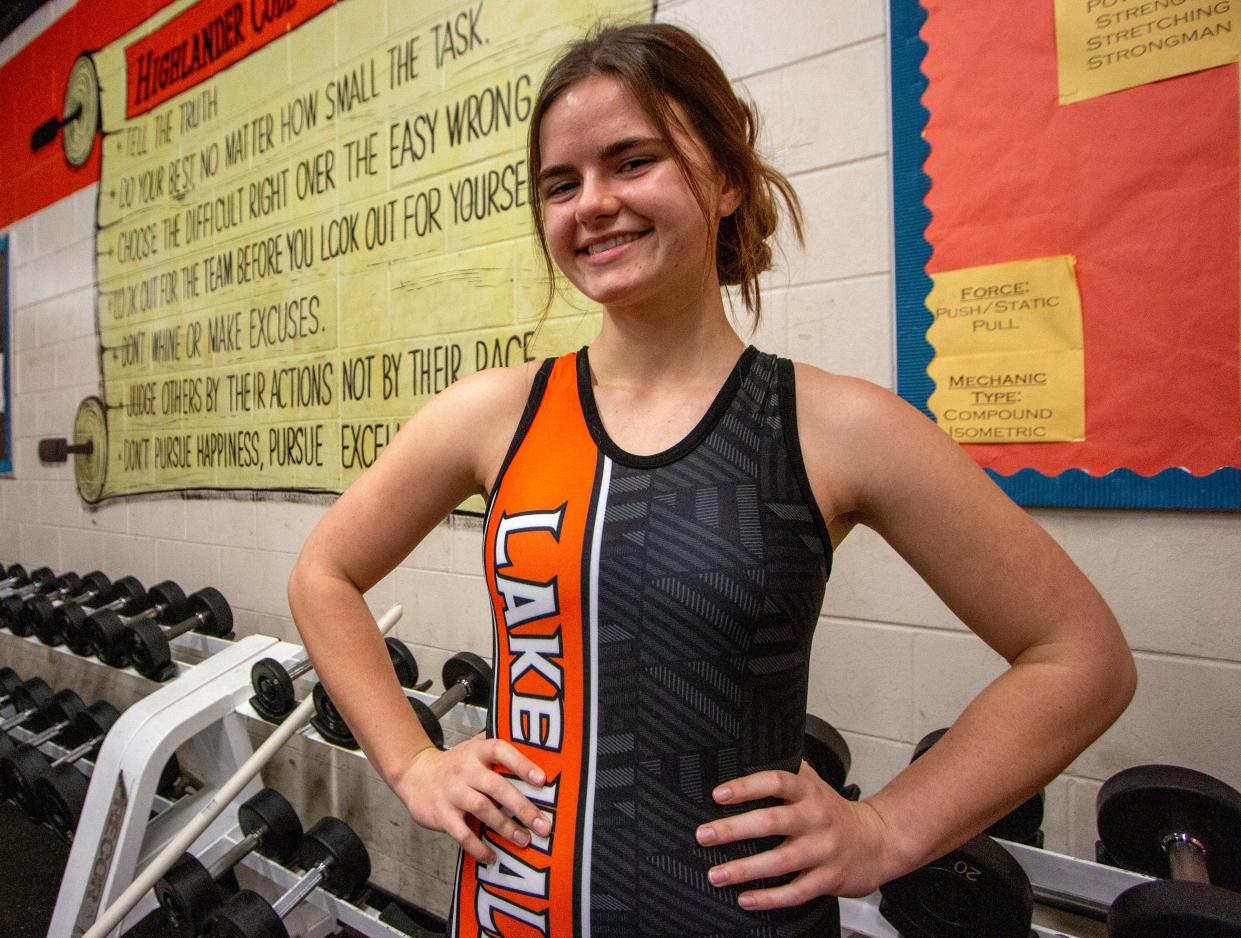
[699, 365, 1136, 908]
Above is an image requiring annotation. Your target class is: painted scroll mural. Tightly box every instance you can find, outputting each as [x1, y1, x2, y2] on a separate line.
[71, 0, 649, 504]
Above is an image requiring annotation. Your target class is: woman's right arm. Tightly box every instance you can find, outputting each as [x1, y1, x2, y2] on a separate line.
[287, 362, 552, 863]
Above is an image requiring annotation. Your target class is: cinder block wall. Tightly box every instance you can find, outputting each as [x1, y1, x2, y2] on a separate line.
[2, 0, 1239, 919]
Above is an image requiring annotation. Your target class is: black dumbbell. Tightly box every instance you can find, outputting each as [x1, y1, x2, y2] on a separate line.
[22, 571, 113, 644]
[0, 572, 82, 632]
[1099, 764, 1241, 937]
[58, 576, 147, 655]
[879, 832, 1035, 938]
[0, 678, 66, 736]
[0, 564, 53, 596]
[36, 706, 183, 843]
[912, 729, 1045, 847]
[156, 788, 303, 938]
[407, 652, 493, 750]
[88, 580, 188, 667]
[208, 816, 372, 938]
[255, 636, 428, 727]
[0, 697, 107, 816]
[804, 714, 860, 800]
[126, 587, 234, 681]
[0, 667, 25, 708]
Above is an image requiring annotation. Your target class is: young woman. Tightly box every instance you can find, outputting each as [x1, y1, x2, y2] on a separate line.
[289, 23, 1136, 937]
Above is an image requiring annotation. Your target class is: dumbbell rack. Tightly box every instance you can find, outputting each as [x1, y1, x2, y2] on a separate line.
[5, 622, 1156, 938]
[0, 623, 467, 938]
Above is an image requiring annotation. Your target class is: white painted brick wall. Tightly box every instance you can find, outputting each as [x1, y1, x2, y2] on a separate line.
[0, 0, 1237, 921]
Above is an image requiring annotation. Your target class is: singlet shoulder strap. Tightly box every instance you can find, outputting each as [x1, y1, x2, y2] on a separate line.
[775, 357, 834, 571]
[485, 353, 574, 508]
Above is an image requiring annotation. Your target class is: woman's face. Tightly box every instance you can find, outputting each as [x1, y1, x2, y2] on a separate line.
[536, 75, 737, 315]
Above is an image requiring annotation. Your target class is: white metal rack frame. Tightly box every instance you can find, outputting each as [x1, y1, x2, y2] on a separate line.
[2, 625, 1153, 938]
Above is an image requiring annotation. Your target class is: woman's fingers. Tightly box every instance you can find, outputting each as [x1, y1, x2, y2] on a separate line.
[473, 762, 553, 838]
[447, 815, 496, 865]
[698, 804, 799, 846]
[486, 737, 547, 787]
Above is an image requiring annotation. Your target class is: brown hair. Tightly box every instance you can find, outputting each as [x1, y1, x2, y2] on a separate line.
[527, 22, 804, 321]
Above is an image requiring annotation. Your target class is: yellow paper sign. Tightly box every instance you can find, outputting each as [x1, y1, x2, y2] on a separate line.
[1055, 0, 1241, 104]
[76, 0, 648, 504]
[927, 256, 1086, 444]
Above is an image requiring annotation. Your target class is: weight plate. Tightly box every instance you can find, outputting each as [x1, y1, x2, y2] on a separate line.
[67, 700, 120, 749]
[0, 667, 22, 697]
[157, 754, 182, 798]
[38, 762, 90, 842]
[1109, 879, 1241, 938]
[411, 697, 444, 750]
[238, 788, 303, 864]
[59, 605, 94, 655]
[191, 586, 233, 636]
[207, 888, 287, 938]
[300, 816, 372, 900]
[803, 713, 851, 792]
[442, 651, 493, 705]
[1098, 764, 1241, 891]
[385, 637, 420, 688]
[111, 576, 147, 605]
[157, 855, 221, 938]
[311, 682, 358, 749]
[250, 658, 296, 718]
[148, 580, 188, 622]
[127, 620, 173, 681]
[72, 397, 108, 503]
[63, 55, 100, 168]
[879, 834, 1034, 938]
[2, 744, 53, 817]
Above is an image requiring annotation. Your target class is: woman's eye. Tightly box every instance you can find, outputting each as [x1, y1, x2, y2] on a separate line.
[544, 180, 577, 200]
[619, 157, 652, 173]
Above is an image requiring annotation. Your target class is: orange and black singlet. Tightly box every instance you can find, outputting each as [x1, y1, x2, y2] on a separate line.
[450, 347, 836, 938]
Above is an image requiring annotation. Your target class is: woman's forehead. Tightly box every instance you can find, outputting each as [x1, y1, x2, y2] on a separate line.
[539, 74, 694, 160]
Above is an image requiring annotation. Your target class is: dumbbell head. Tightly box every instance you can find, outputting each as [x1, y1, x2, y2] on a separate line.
[442, 651, 493, 704]
[0, 666, 22, 699]
[156, 856, 226, 938]
[300, 816, 371, 900]
[5, 678, 54, 726]
[5, 572, 82, 634]
[310, 682, 359, 749]
[385, 637, 420, 688]
[1097, 764, 1241, 890]
[410, 698, 445, 750]
[38, 763, 90, 841]
[912, 728, 1044, 846]
[250, 658, 298, 723]
[87, 609, 132, 665]
[1108, 878, 1241, 938]
[206, 889, 289, 938]
[156, 788, 302, 936]
[24, 571, 111, 642]
[878, 833, 1034, 938]
[803, 714, 856, 798]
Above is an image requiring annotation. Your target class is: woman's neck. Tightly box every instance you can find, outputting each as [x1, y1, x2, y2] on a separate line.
[589, 289, 746, 388]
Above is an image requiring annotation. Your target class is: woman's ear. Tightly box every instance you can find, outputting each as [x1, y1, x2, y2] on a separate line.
[718, 174, 741, 218]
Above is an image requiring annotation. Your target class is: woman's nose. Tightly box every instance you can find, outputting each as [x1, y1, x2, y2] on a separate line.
[575, 175, 620, 224]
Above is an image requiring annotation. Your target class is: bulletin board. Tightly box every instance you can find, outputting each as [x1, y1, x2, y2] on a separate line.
[890, 0, 1241, 509]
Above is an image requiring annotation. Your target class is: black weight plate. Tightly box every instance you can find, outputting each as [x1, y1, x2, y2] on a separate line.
[0, 594, 26, 631]
[385, 637, 420, 688]
[879, 834, 1034, 938]
[803, 713, 851, 792]
[127, 620, 174, 681]
[157, 854, 222, 938]
[208, 888, 288, 938]
[80, 570, 112, 599]
[67, 700, 120, 749]
[238, 788, 303, 864]
[59, 605, 94, 655]
[30, 567, 55, 587]
[38, 762, 89, 841]
[410, 697, 445, 750]
[250, 658, 296, 717]
[1109, 879, 1241, 938]
[311, 683, 358, 749]
[112, 576, 147, 606]
[1098, 764, 1241, 890]
[3, 564, 28, 586]
[2, 744, 52, 816]
[442, 651, 492, 705]
[22, 595, 58, 641]
[87, 609, 129, 663]
[53, 572, 83, 596]
[148, 580, 188, 621]
[43, 689, 86, 729]
[8, 678, 53, 723]
[158, 754, 182, 798]
[0, 667, 21, 697]
[190, 586, 232, 636]
[300, 816, 371, 900]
